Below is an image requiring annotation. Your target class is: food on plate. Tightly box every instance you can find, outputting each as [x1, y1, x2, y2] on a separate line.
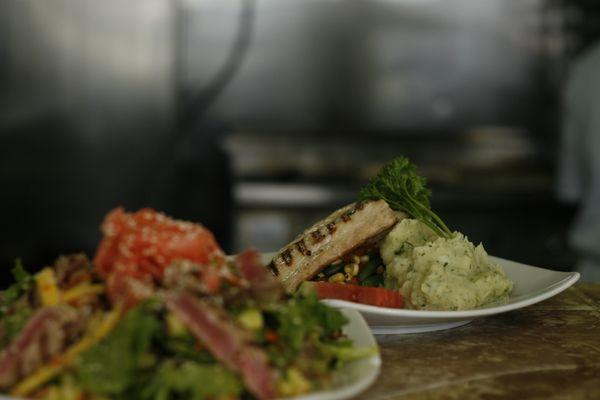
[0, 208, 374, 400]
[270, 156, 514, 311]
[302, 282, 404, 309]
[382, 219, 512, 310]
[358, 156, 451, 238]
[268, 200, 402, 292]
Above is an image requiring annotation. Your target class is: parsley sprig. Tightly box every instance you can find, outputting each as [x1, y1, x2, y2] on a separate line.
[358, 156, 452, 238]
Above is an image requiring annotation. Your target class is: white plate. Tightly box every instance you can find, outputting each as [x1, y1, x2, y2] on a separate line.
[290, 308, 381, 400]
[0, 309, 380, 400]
[320, 257, 580, 334]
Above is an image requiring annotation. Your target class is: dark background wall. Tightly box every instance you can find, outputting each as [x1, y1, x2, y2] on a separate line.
[0, 0, 597, 284]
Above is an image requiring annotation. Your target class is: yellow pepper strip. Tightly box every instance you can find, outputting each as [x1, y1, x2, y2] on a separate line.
[11, 305, 124, 397]
[35, 268, 62, 306]
[62, 283, 105, 303]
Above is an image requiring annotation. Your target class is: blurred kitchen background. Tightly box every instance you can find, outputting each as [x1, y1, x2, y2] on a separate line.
[1, 0, 599, 283]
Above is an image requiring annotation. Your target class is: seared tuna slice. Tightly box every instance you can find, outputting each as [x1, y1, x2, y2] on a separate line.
[0, 306, 83, 389]
[166, 292, 279, 400]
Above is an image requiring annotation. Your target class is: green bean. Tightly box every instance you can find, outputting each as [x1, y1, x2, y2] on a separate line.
[321, 263, 344, 277]
[358, 260, 378, 281]
[361, 275, 382, 287]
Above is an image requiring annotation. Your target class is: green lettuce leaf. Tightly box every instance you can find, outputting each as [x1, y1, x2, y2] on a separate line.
[271, 291, 348, 364]
[0, 259, 33, 317]
[161, 334, 216, 364]
[0, 305, 31, 347]
[142, 361, 243, 400]
[74, 304, 160, 396]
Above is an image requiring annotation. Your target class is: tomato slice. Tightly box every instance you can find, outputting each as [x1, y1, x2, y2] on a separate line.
[93, 207, 225, 280]
[307, 281, 404, 309]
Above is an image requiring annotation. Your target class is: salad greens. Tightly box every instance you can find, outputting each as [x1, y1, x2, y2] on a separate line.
[0, 260, 33, 318]
[74, 302, 243, 400]
[270, 291, 348, 365]
[162, 334, 216, 364]
[0, 260, 33, 348]
[275, 291, 348, 350]
[66, 292, 358, 400]
[75, 304, 160, 397]
[0, 305, 31, 348]
[142, 361, 242, 400]
[359, 156, 452, 238]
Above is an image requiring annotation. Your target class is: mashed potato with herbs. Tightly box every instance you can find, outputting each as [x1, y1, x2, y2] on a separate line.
[381, 219, 513, 310]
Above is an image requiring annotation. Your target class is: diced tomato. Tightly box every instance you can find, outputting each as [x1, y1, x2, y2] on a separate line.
[308, 282, 404, 309]
[93, 207, 225, 280]
[265, 329, 279, 343]
[93, 207, 226, 307]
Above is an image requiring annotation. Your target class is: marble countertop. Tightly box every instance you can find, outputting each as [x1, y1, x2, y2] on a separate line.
[358, 283, 600, 400]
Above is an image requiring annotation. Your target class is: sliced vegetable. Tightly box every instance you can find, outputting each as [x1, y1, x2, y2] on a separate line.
[237, 308, 264, 331]
[62, 283, 105, 303]
[35, 268, 61, 306]
[304, 281, 404, 308]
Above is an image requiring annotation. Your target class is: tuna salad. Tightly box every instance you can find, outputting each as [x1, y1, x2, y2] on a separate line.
[0, 208, 373, 400]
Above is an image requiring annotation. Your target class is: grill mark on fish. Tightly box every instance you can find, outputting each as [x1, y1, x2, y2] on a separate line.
[326, 222, 337, 234]
[266, 261, 279, 276]
[311, 229, 324, 243]
[281, 249, 293, 266]
[295, 240, 311, 256]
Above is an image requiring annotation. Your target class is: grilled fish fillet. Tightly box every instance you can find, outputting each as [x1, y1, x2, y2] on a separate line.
[268, 199, 404, 291]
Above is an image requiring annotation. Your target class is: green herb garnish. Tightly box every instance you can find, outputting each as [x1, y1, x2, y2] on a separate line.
[359, 156, 452, 238]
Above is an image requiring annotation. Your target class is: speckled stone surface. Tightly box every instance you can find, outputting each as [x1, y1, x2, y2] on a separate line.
[358, 284, 600, 400]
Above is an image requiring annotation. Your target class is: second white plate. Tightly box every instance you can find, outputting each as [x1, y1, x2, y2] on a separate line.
[0, 309, 380, 400]
[320, 257, 579, 334]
